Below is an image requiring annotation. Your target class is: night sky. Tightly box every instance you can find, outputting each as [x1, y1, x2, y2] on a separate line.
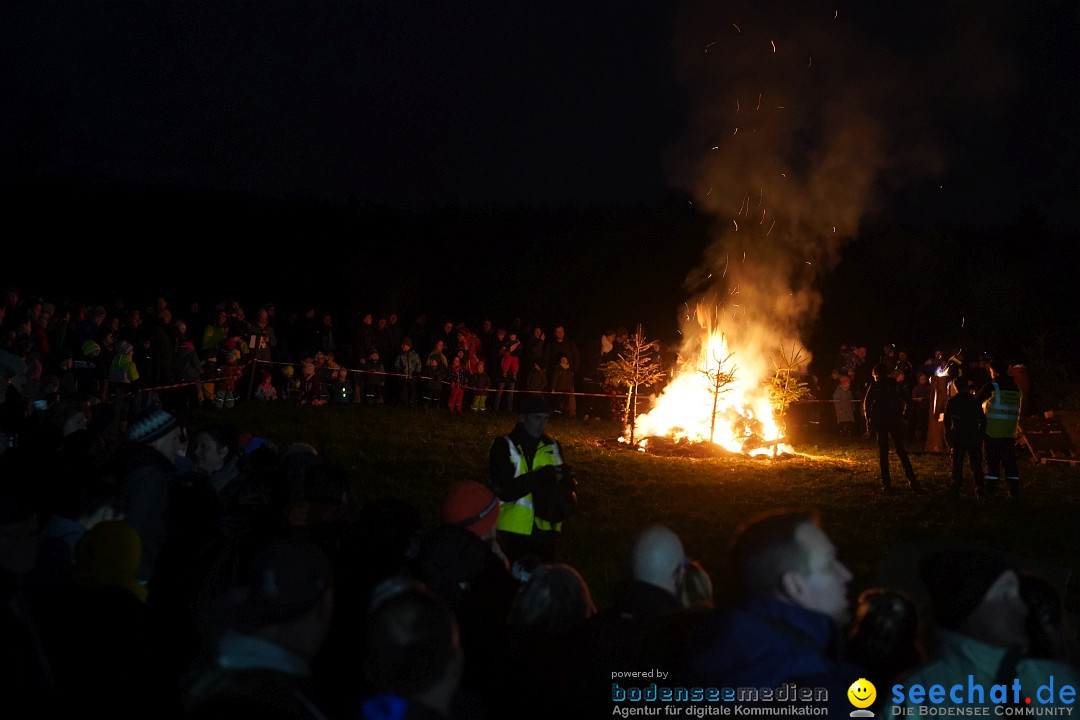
[3, 1, 1078, 368]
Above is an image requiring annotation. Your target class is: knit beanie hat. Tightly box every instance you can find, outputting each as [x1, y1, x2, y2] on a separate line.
[919, 549, 1014, 629]
[440, 480, 499, 538]
[115, 340, 133, 356]
[126, 408, 179, 445]
[81, 340, 101, 356]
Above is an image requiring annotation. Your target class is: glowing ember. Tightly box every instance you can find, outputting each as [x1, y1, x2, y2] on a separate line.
[622, 302, 797, 457]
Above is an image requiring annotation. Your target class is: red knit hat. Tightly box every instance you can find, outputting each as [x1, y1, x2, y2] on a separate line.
[440, 481, 499, 538]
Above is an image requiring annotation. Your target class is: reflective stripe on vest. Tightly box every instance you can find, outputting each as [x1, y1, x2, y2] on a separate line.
[496, 435, 564, 535]
[982, 381, 1021, 439]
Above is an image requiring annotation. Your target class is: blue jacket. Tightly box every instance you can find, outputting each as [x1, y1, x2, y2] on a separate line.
[683, 597, 862, 716]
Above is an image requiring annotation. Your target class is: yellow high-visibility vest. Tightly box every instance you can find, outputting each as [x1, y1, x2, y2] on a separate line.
[495, 435, 564, 535]
[982, 381, 1021, 439]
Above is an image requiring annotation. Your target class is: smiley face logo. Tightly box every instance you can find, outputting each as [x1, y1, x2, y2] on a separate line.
[848, 678, 876, 709]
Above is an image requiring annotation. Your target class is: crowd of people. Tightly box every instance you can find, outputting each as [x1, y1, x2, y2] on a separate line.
[824, 342, 1030, 499]
[0, 286, 1068, 718]
[0, 287, 644, 437]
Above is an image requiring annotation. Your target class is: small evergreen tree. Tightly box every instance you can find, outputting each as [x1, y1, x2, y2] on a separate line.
[698, 346, 738, 446]
[765, 343, 811, 446]
[599, 324, 666, 444]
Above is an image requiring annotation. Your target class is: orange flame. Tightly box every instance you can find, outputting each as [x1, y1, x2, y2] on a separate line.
[624, 301, 797, 457]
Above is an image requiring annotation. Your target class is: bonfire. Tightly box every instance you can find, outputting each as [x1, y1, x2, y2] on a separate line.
[622, 302, 809, 458]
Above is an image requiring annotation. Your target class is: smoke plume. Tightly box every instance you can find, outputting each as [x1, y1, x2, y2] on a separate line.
[663, 1, 1020, 366]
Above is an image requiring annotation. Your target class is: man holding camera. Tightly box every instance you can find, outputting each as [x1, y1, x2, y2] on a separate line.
[488, 394, 577, 564]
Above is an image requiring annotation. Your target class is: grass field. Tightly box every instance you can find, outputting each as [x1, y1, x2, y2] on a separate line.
[183, 399, 1080, 619]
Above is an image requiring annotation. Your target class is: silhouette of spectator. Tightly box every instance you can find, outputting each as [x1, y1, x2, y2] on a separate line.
[417, 480, 517, 713]
[846, 588, 925, 699]
[578, 524, 691, 712]
[891, 548, 1080, 713]
[39, 517, 177, 717]
[543, 325, 580, 380]
[681, 507, 863, 718]
[393, 337, 422, 408]
[108, 407, 189, 583]
[249, 307, 278, 365]
[832, 374, 855, 438]
[499, 562, 596, 717]
[944, 376, 987, 498]
[863, 363, 922, 494]
[182, 535, 336, 720]
[357, 583, 464, 720]
[420, 354, 447, 409]
[975, 359, 1023, 499]
[40, 469, 123, 574]
[299, 359, 326, 406]
[1019, 570, 1079, 666]
[0, 463, 59, 705]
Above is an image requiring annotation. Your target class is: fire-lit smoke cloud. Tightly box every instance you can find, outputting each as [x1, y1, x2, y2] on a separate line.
[663, 1, 1021, 359]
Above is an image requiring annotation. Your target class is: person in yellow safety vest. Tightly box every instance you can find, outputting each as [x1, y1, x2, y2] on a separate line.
[488, 393, 576, 565]
[974, 358, 1023, 499]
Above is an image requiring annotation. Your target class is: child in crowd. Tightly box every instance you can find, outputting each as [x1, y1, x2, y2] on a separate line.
[216, 349, 243, 409]
[364, 350, 386, 405]
[499, 329, 521, 385]
[470, 360, 491, 412]
[446, 355, 467, 413]
[328, 366, 352, 404]
[300, 359, 326, 406]
[549, 353, 575, 417]
[526, 360, 547, 397]
[200, 350, 222, 408]
[833, 374, 855, 437]
[279, 364, 301, 401]
[253, 368, 278, 401]
[421, 355, 446, 409]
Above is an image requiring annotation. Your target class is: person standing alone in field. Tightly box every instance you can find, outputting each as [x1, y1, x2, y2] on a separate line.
[863, 364, 922, 494]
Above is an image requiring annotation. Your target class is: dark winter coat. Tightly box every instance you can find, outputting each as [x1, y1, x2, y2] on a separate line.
[863, 377, 907, 430]
[944, 391, 987, 447]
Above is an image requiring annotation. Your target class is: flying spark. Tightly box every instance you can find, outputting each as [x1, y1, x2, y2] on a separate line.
[771, 40, 776, 52]
[732, 23, 741, 33]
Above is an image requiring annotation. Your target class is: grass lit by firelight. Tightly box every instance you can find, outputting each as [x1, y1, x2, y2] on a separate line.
[184, 401, 1080, 620]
